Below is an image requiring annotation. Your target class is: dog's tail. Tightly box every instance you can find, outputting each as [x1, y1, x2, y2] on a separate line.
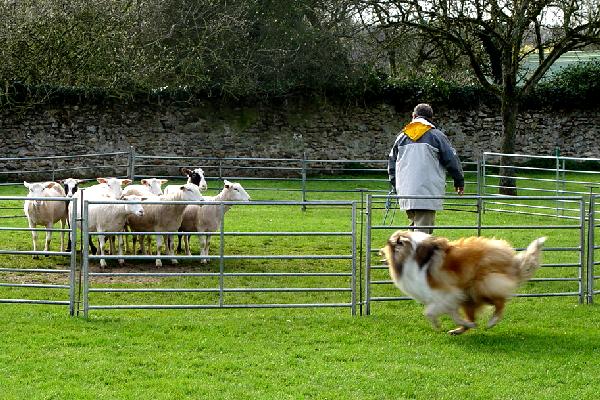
[515, 237, 547, 283]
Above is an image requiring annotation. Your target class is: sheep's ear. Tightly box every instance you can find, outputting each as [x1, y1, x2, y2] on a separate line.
[97, 178, 107, 184]
[122, 179, 132, 186]
[23, 181, 31, 188]
[224, 180, 231, 188]
[77, 179, 85, 184]
[180, 185, 186, 191]
[181, 168, 192, 175]
[141, 179, 148, 185]
[160, 179, 169, 184]
[57, 179, 64, 184]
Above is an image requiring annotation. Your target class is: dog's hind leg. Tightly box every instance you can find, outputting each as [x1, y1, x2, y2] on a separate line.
[487, 298, 506, 329]
[448, 301, 478, 335]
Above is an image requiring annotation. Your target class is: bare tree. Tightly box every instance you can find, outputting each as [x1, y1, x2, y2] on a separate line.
[357, 0, 600, 193]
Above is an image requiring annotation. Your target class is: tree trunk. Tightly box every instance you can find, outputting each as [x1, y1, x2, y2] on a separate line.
[498, 90, 519, 195]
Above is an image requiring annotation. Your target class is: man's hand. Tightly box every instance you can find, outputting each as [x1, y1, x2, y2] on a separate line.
[456, 187, 464, 196]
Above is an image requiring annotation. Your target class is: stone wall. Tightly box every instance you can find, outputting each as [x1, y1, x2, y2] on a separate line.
[1, 99, 599, 170]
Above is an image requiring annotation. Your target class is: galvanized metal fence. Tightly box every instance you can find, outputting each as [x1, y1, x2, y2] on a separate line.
[0, 151, 131, 186]
[364, 194, 587, 315]
[0, 196, 78, 314]
[79, 199, 358, 317]
[482, 151, 600, 219]
[131, 151, 481, 203]
[587, 194, 600, 304]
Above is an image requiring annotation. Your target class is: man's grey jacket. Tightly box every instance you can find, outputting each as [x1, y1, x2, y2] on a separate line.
[388, 118, 464, 210]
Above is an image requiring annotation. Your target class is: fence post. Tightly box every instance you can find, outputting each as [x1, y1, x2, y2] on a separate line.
[364, 194, 372, 315]
[481, 153, 487, 214]
[579, 197, 586, 304]
[555, 147, 560, 217]
[69, 197, 77, 316]
[128, 146, 136, 181]
[218, 202, 225, 308]
[351, 201, 357, 316]
[301, 152, 307, 211]
[82, 198, 90, 318]
[587, 196, 596, 304]
[51, 158, 56, 182]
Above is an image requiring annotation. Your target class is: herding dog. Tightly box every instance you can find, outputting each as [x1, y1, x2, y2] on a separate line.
[379, 231, 546, 335]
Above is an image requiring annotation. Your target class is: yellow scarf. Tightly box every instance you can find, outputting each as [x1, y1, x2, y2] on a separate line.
[403, 121, 432, 141]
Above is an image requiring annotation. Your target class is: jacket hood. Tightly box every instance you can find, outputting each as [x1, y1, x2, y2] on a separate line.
[402, 118, 435, 141]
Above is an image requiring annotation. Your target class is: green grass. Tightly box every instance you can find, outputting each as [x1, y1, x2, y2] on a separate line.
[1, 176, 600, 398]
[1, 300, 600, 399]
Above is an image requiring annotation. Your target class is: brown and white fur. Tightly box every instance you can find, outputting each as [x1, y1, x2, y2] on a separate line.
[380, 230, 546, 335]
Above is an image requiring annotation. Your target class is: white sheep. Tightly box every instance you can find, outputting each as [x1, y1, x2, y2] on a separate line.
[23, 181, 68, 257]
[127, 183, 203, 267]
[123, 178, 168, 197]
[179, 180, 250, 262]
[122, 178, 168, 255]
[85, 195, 145, 268]
[164, 168, 207, 195]
[67, 177, 132, 254]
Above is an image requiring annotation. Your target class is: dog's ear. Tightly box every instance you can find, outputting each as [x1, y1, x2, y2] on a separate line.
[415, 239, 439, 268]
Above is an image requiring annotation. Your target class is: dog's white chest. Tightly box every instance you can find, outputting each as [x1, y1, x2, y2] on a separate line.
[397, 259, 437, 304]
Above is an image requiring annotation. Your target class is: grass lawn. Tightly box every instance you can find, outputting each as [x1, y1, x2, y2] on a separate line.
[1, 300, 600, 399]
[1, 174, 599, 398]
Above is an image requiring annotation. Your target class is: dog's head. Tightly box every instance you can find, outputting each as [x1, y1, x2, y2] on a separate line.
[380, 230, 448, 280]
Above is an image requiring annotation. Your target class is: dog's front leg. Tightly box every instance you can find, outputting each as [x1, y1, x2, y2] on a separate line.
[424, 304, 442, 330]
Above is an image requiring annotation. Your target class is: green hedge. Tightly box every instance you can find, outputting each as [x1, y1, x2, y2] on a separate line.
[2, 61, 600, 110]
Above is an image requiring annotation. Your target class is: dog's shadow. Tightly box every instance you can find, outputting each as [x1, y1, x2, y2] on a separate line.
[444, 329, 599, 357]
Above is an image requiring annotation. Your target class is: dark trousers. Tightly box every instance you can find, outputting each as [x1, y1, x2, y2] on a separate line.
[405, 209, 436, 234]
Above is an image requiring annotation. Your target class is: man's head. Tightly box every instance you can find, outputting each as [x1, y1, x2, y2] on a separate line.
[412, 103, 433, 122]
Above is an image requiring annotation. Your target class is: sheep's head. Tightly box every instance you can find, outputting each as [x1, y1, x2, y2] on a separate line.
[223, 180, 251, 202]
[141, 178, 168, 195]
[97, 177, 132, 199]
[179, 183, 204, 202]
[58, 178, 84, 198]
[24, 181, 59, 205]
[181, 167, 208, 191]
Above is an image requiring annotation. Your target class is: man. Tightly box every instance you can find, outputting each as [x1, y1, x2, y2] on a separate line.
[388, 103, 464, 233]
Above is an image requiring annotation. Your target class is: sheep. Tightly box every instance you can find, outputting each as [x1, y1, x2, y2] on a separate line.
[123, 178, 168, 197]
[122, 179, 168, 255]
[164, 168, 207, 195]
[178, 180, 250, 262]
[127, 183, 203, 267]
[85, 195, 145, 268]
[67, 177, 132, 254]
[86, 177, 132, 199]
[58, 178, 85, 198]
[23, 181, 68, 257]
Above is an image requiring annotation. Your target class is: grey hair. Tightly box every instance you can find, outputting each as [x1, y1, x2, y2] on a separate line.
[413, 103, 434, 121]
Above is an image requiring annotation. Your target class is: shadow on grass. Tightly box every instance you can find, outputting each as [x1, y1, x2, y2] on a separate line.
[445, 328, 600, 356]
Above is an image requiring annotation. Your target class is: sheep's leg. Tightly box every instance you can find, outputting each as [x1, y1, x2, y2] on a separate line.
[29, 220, 39, 259]
[59, 219, 66, 252]
[108, 236, 116, 255]
[145, 235, 152, 255]
[117, 235, 125, 265]
[176, 232, 183, 254]
[183, 234, 191, 256]
[44, 222, 53, 255]
[140, 234, 145, 255]
[200, 235, 209, 264]
[98, 233, 107, 268]
[168, 234, 178, 264]
[155, 234, 163, 267]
